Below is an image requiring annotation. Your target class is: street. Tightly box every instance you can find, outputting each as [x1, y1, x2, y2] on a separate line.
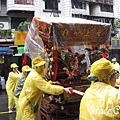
[0, 90, 16, 120]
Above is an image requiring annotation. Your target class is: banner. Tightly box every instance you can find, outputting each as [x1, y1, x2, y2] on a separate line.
[14, 31, 28, 45]
[53, 23, 110, 46]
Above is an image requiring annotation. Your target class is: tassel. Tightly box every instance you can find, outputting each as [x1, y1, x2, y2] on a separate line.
[52, 46, 58, 81]
[22, 53, 27, 66]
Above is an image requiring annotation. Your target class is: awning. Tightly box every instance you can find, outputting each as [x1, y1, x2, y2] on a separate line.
[0, 47, 13, 55]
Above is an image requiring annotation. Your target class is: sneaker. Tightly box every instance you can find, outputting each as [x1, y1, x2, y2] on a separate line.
[9, 110, 12, 114]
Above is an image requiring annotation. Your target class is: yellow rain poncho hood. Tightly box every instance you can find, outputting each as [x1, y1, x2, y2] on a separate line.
[32, 56, 46, 67]
[88, 58, 115, 82]
[80, 58, 120, 120]
[22, 65, 31, 72]
[11, 63, 19, 68]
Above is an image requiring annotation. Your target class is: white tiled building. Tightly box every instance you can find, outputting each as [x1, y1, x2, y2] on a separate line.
[6, 0, 115, 28]
[113, 0, 120, 18]
[0, 0, 119, 36]
[33, 0, 114, 24]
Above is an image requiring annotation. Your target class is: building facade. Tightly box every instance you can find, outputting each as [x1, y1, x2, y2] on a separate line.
[5, 0, 116, 29]
[0, 0, 120, 80]
[34, 0, 114, 24]
[114, 0, 120, 18]
[0, 0, 13, 80]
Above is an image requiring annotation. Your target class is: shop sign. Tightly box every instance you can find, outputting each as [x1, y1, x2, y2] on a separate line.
[14, 31, 28, 45]
[111, 38, 120, 47]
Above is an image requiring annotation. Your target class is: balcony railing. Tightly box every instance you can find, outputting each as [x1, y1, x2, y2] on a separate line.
[15, 0, 34, 5]
[97, 0, 113, 4]
[85, 0, 113, 4]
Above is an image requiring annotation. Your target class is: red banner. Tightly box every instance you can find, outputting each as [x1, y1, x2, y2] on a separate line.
[53, 23, 110, 46]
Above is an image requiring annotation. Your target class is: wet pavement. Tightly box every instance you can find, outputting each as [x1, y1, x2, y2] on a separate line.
[0, 90, 16, 120]
[0, 90, 78, 120]
[0, 90, 44, 120]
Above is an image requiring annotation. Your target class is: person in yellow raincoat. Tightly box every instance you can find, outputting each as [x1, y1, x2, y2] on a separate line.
[6, 63, 20, 113]
[111, 58, 120, 80]
[14, 65, 31, 119]
[111, 58, 120, 72]
[80, 58, 120, 120]
[17, 56, 71, 120]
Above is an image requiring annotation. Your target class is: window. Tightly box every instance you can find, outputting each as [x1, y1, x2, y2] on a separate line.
[11, 17, 27, 29]
[72, 14, 83, 18]
[104, 0, 113, 4]
[96, 0, 104, 3]
[44, 0, 58, 10]
[101, 4, 113, 12]
[71, 0, 86, 10]
[15, 0, 34, 5]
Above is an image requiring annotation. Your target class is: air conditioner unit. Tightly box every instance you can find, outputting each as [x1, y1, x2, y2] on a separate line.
[0, 22, 9, 30]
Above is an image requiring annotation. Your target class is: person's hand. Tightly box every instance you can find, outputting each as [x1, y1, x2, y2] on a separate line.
[64, 87, 72, 94]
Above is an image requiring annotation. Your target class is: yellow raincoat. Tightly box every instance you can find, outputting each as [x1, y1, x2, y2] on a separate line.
[6, 71, 20, 110]
[116, 78, 120, 85]
[17, 69, 64, 120]
[14, 73, 27, 119]
[111, 58, 120, 72]
[14, 65, 31, 120]
[80, 58, 120, 120]
[80, 82, 120, 120]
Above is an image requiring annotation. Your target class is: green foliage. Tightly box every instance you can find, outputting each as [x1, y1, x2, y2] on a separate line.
[115, 18, 120, 28]
[0, 30, 6, 36]
[7, 29, 12, 36]
[0, 29, 12, 38]
[17, 21, 30, 31]
[58, 48, 74, 71]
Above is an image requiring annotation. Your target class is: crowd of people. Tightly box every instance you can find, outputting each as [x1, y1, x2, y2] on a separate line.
[5, 56, 120, 120]
[6, 56, 71, 120]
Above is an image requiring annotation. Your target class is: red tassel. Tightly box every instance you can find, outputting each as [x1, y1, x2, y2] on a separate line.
[22, 53, 27, 66]
[52, 46, 58, 82]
